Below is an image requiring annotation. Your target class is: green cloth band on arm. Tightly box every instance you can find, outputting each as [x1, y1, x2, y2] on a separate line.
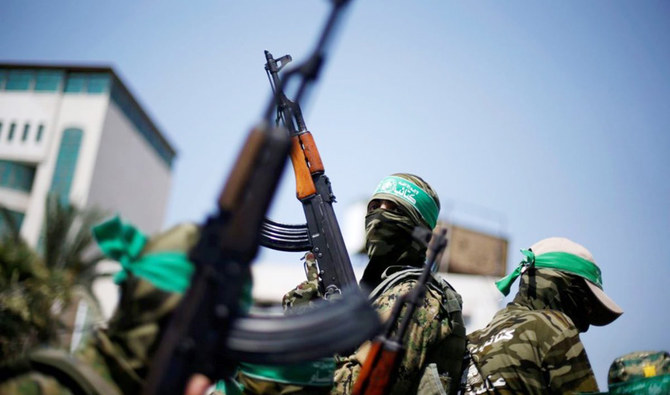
[372, 175, 439, 228]
[239, 358, 335, 387]
[92, 216, 194, 293]
[495, 249, 603, 296]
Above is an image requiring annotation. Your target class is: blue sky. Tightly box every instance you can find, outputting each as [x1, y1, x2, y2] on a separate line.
[2, 1, 669, 389]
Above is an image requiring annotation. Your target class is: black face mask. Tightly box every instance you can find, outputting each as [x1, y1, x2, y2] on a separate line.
[360, 209, 426, 290]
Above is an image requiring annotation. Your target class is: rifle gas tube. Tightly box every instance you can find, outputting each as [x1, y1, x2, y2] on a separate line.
[260, 49, 357, 298]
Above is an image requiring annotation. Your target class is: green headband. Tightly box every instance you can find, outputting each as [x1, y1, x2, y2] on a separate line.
[92, 216, 194, 293]
[372, 175, 439, 228]
[495, 249, 603, 296]
[238, 358, 335, 387]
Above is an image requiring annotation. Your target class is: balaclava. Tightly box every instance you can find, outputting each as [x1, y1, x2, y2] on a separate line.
[512, 268, 594, 332]
[360, 173, 440, 290]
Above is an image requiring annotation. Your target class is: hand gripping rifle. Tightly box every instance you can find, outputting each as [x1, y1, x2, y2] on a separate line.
[352, 227, 448, 395]
[143, 1, 381, 393]
[260, 49, 357, 298]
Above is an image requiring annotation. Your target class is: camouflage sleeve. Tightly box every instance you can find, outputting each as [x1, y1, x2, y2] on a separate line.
[332, 279, 450, 395]
[543, 322, 599, 393]
[282, 253, 323, 313]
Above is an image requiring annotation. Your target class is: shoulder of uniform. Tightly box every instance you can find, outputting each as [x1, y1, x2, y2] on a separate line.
[510, 309, 578, 338]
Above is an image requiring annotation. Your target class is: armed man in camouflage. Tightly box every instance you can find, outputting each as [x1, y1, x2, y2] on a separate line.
[0, 216, 201, 394]
[277, 173, 466, 395]
[461, 237, 624, 394]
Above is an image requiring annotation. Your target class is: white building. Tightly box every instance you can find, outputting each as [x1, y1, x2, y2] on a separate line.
[0, 63, 176, 246]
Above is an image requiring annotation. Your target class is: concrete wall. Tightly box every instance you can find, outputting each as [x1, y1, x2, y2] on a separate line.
[0, 90, 58, 162]
[0, 89, 109, 246]
[440, 273, 503, 332]
[85, 100, 172, 234]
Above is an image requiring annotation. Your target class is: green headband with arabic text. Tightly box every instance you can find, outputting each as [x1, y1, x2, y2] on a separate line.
[495, 249, 603, 296]
[372, 176, 439, 228]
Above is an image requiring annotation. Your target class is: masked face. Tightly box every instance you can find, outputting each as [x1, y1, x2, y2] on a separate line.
[360, 207, 427, 290]
[513, 269, 594, 333]
[562, 279, 594, 332]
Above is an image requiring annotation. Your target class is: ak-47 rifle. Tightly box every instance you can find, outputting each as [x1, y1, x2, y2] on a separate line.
[260, 49, 357, 298]
[352, 227, 449, 395]
[143, 1, 381, 394]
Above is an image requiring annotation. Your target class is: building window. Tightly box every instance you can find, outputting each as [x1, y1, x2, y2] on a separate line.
[7, 123, 16, 141]
[87, 73, 110, 93]
[0, 70, 6, 90]
[64, 73, 87, 93]
[22, 124, 30, 142]
[5, 70, 34, 91]
[50, 128, 83, 205]
[35, 70, 64, 92]
[0, 159, 37, 193]
[36, 124, 44, 142]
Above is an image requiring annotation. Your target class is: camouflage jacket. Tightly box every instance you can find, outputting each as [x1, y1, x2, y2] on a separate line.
[462, 270, 600, 395]
[333, 266, 466, 395]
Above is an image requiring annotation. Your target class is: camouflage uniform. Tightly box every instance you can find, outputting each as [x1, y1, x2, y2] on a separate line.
[278, 174, 466, 395]
[462, 270, 601, 394]
[462, 237, 623, 395]
[0, 220, 199, 394]
[332, 266, 465, 395]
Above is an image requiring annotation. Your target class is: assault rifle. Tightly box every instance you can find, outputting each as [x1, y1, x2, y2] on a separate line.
[143, 1, 381, 393]
[352, 227, 448, 395]
[260, 50, 357, 298]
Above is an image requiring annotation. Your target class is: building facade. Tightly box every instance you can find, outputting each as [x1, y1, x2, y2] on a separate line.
[0, 64, 176, 247]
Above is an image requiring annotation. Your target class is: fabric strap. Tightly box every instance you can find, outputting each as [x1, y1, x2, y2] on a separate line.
[92, 216, 194, 293]
[372, 175, 439, 228]
[495, 249, 603, 296]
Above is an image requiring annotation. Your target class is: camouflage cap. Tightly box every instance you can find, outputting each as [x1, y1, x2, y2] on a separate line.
[369, 173, 440, 229]
[606, 351, 670, 394]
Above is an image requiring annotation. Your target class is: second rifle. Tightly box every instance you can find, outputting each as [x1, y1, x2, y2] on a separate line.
[260, 50, 357, 298]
